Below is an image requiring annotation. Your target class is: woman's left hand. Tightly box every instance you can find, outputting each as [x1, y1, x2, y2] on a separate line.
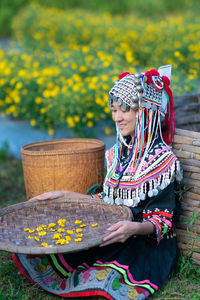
[100, 221, 139, 247]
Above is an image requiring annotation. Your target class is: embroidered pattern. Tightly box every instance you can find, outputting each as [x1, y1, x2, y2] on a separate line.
[102, 139, 181, 207]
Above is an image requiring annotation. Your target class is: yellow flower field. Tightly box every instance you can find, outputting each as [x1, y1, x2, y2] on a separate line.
[0, 4, 199, 135]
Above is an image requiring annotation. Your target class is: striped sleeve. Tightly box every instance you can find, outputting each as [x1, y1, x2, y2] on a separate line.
[142, 183, 176, 245]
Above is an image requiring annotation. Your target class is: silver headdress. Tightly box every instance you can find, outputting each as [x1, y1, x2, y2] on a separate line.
[108, 65, 175, 145]
[109, 65, 172, 114]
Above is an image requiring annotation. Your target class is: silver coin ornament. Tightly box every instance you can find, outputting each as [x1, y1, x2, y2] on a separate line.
[124, 198, 133, 207]
[133, 78, 141, 86]
[148, 190, 154, 198]
[136, 85, 143, 93]
[132, 94, 139, 102]
[117, 98, 123, 106]
[121, 102, 127, 109]
[104, 196, 114, 205]
[152, 189, 158, 196]
[115, 198, 123, 205]
[134, 72, 141, 78]
[130, 102, 139, 111]
[139, 193, 146, 201]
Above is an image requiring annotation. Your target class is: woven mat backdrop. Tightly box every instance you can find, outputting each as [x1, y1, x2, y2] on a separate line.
[173, 128, 200, 266]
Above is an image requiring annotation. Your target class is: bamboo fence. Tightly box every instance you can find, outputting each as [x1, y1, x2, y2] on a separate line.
[173, 128, 200, 266]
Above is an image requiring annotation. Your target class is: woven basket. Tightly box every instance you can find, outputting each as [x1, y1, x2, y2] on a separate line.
[0, 198, 132, 254]
[21, 139, 105, 199]
[173, 128, 200, 266]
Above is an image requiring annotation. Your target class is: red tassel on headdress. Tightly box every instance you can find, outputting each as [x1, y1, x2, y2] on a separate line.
[162, 76, 175, 145]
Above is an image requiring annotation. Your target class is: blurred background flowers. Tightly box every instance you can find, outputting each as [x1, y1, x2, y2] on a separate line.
[0, 0, 199, 136]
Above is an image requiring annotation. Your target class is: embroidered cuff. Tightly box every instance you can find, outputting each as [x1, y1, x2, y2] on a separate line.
[91, 192, 105, 200]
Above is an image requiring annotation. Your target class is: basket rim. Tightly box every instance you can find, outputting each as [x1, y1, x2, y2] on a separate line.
[0, 198, 132, 255]
[21, 138, 105, 156]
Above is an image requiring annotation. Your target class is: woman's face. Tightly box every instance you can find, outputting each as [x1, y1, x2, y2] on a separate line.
[111, 101, 137, 138]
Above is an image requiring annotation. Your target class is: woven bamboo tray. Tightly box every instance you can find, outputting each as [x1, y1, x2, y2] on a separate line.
[0, 198, 132, 255]
[21, 138, 105, 199]
[173, 128, 200, 266]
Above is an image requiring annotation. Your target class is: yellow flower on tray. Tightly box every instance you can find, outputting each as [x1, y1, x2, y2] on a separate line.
[41, 242, 48, 247]
[74, 238, 82, 242]
[38, 231, 47, 236]
[57, 219, 66, 227]
[66, 230, 74, 235]
[76, 234, 83, 238]
[74, 220, 82, 224]
[58, 228, 65, 233]
[80, 224, 86, 228]
[48, 223, 56, 229]
[36, 226, 43, 232]
[24, 216, 99, 248]
[24, 228, 35, 233]
[56, 239, 69, 245]
[53, 233, 62, 240]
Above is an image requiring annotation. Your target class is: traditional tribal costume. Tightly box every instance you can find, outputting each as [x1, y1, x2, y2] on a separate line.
[13, 65, 182, 299]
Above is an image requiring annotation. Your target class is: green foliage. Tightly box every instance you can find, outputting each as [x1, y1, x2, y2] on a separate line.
[0, 151, 26, 209]
[0, 141, 9, 160]
[0, 0, 32, 37]
[0, 0, 199, 37]
[176, 252, 200, 284]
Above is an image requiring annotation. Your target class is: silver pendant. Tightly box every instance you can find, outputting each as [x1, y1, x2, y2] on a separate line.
[139, 193, 146, 201]
[152, 189, 158, 196]
[123, 198, 133, 207]
[115, 197, 123, 205]
[148, 190, 154, 197]
[103, 196, 114, 205]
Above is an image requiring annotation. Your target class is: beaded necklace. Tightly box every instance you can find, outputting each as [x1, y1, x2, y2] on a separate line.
[113, 134, 136, 197]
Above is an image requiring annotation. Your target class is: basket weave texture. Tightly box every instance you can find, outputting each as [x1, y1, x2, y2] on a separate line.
[0, 198, 132, 255]
[21, 138, 105, 199]
[173, 128, 200, 266]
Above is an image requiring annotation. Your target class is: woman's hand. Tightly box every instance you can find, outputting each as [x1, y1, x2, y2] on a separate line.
[29, 190, 93, 201]
[29, 191, 65, 201]
[100, 220, 155, 247]
[100, 221, 139, 247]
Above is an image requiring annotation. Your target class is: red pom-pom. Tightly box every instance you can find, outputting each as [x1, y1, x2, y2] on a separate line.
[162, 75, 170, 86]
[149, 69, 160, 76]
[144, 69, 160, 84]
[118, 72, 130, 80]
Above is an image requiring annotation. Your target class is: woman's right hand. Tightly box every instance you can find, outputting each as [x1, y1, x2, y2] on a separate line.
[29, 191, 65, 201]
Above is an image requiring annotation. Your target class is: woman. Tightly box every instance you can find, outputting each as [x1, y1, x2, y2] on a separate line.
[13, 65, 182, 299]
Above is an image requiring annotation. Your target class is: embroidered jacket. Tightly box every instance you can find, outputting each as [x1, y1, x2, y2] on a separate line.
[93, 137, 182, 244]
